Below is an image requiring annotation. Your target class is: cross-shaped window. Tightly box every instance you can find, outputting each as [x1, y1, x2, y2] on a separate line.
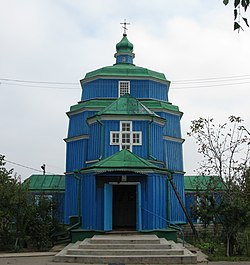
[110, 121, 142, 151]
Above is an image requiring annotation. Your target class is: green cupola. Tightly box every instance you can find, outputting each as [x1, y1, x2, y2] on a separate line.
[114, 34, 135, 65]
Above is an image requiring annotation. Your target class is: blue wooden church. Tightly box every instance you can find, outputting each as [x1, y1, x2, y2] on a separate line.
[64, 29, 186, 238]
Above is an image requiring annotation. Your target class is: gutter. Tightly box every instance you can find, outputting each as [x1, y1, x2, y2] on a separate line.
[148, 118, 157, 161]
[97, 118, 104, 160]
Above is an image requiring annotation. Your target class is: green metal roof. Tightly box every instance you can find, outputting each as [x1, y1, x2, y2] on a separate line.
[26, 174, 65, 192]
[140, 100, 180, 113]
[79, 149, 169, 175]
[184, 175, 225, 192]
[83, 64, 168, 82]
[95, 94, 160, 117]
[68, 98, 180, 114]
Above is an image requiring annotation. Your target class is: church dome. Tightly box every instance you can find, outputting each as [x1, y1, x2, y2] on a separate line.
[114, 34, 135, 64]
[116, 34, 134, 53]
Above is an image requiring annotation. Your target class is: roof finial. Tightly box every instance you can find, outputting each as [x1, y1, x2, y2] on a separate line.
[120, 19, 130, 36]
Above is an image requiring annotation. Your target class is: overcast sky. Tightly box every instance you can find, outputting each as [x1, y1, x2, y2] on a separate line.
[1, 0, 250, 180]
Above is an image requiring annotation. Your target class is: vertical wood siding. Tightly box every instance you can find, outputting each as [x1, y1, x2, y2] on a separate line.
[81, 79, 169, 101]
[87, 122, 101, 161]
[169, 173, 186, 223]
[141, 175, 167, 230]
[81, 175, 97, 229]
[68, 111, 96, 138]
[164, 140, 184, 171]
[82, 79, 118, 100]
[150, 123, 164, 161]
[64, 174, 78, 224]
[66, 139, 87, 173]
[158, 112, 182, 138]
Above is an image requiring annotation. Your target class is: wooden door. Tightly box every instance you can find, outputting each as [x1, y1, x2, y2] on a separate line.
[113, 185, 136, 229]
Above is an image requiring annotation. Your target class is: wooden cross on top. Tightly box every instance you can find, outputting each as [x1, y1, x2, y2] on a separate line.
[120, 19, 130, 35]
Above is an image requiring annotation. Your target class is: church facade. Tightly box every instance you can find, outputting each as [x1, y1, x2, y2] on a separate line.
[64, 31, 186, 233]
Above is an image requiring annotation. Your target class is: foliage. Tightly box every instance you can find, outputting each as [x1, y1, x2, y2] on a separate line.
[188, 116, 250, 256]
[0, 155, 31, 250]
[0, 155, 64, 251]
[223, 0, 250, 31]
[27, 194, 60, 250]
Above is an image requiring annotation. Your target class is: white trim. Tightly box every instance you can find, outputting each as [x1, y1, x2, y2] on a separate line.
[80, 76, 170, 86]
[163, 135, 185, 143]
[64, 135, 89, 143]
[120, 120, 132, 131]
[87, 115, 165, 125]
[109, 182, 140, 185]
[132, 131, 142, 145]
[109, 121, 142, 151]
[118, 81, 130, 97]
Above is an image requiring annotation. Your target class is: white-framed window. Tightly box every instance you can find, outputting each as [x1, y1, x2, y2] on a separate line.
[111, 132, 120, 144]
[119, 81, 130, 97]
[110, 121, 142, 151]
[132, 132, 142, 145]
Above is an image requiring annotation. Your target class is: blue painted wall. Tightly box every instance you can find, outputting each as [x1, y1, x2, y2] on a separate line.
[64, 174, 78, 224]
[159, 112, 182, 138]
[169, 173, 186, 223]
[81, 79, 169, 102]
[67, 111, 96, 138]
[66, 139, 88, 173]
[65, 40, 187, 229]
[164, 140, 184, 172]
[141, 174, 167, 229]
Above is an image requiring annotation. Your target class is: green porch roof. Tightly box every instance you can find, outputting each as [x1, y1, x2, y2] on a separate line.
[83, 64, 168, 82]
[68, 98, 180, 114]
[184, 175, 225, 192]
[79, 149, 170, 175]
[26, 174, 65, 192]
[95, 94, 160, 117]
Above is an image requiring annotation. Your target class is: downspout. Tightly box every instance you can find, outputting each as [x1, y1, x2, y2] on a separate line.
[167, 178, 170, 221]
[167, 171, 198, 237]
[68, 170, 82, 231]
[148, 118, 157, 160]
[97, 118, 104, 160]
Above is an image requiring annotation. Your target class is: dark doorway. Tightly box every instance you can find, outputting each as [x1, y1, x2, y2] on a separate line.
[113, 185, 136, 229]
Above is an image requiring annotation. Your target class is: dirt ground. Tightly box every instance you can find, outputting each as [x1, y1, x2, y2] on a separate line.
[1, 255, 250, 265]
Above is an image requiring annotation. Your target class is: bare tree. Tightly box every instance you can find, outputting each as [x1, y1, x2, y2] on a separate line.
[188, 116, 250, 256]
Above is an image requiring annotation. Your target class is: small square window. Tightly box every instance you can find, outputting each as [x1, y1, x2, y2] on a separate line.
[119, 81, 130, 97]
[121, 122, 131, 132]
[122, 133, 130, 144]
[133, 133, 141, 144]
[112, 133, 119, 143]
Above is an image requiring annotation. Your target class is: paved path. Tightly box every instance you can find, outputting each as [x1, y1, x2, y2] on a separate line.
[0, 254, 250, 265]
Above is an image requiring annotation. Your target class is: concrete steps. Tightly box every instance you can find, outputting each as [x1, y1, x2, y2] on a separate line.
[54, 234, 197, 264]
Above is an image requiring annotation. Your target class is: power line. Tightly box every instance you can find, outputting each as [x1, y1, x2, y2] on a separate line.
[5, 159, 60, 175]
[0, 78, 78, 85]
[172, 74, 250, 83]
[0, 82, 79, 90]
[1, 74, 250, 90]
[171, 80, 250, 90]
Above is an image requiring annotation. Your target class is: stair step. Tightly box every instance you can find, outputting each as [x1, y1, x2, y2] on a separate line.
[79, 242, 171, 249]
[90, 234, 160, 244]
[67, 248, 184, 256]
[54, 235, 197, 264]
[54, 254, 197, 264]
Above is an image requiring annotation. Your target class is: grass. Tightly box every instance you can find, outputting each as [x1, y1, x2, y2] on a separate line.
[187, 236, 250, 261]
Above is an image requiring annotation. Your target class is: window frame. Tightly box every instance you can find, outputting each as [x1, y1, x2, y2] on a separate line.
[119, 81, 130, 97]
[110, 121, 142, 151]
